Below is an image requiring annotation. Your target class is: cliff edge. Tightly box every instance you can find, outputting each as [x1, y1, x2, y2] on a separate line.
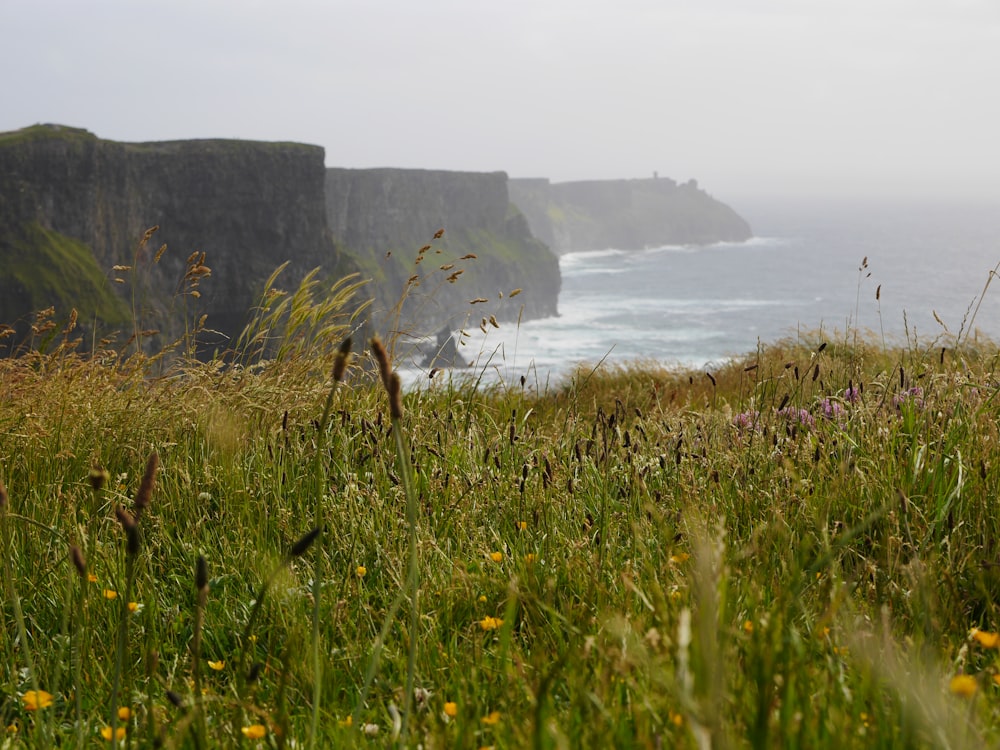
[326, 168, 559, 337]
[0, 124, 347, 353]
[508, 176, 752, 253]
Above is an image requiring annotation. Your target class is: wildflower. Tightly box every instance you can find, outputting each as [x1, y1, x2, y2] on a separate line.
[489, 551, 503, 563]
[481, 711, 501, 725]
[100, 726, 126, 741]
[820, 398, 846, 421]
[843, 385, 860, 403]
[893, 386, 925, 409]
[413, 687, 431, 710]
[88, 573, 98, 583]
[670, 589, 683, 602]
[338, 716, 353, 728]
[128, 602, 141, 613]
[732, 410, 761, 432]
[241, 725, 267, 739]
[363, 723, 380, 737]
[356, 565, 367, 578]
[117, 707, 132, 721]
[949, 674, 978, 698]
[743, 620, 754, 634]
[524, 553, 537, 564]
[103, 589, 118, 600]
[517, 521, 528, 531]
[777, 406, 815, 430]
[21, 690, 54, 711]
[444, 701, 458, 718]
[478, 595, 487, 603]
[971, 628, 1000, 649]
[669, 553, 690, 565]
[479, 616, 503, 631]
[207, 660, 225, 671]
[669, 710, 684, 727]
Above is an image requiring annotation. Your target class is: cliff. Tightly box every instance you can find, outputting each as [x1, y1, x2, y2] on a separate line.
[325, 168, 559, 337]
[508, 176, 752, 253]
[0, 125, 359, 354]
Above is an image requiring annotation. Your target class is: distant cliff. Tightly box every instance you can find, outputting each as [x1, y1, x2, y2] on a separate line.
[0, 127, 558, 361]
[508, 177, 752, 253]
[0, 124, 347, 353]
[325, 168, 559, 336]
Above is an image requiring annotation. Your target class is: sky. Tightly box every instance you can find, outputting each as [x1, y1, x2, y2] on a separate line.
[2, 0, 999, 205]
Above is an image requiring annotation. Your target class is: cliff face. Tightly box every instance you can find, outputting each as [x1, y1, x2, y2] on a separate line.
[508, 177, 753, 253]
[325, 168, 559, 335]
[0, 125, 347, 352]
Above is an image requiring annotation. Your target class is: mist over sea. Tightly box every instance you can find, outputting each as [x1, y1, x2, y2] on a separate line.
[416, 199, 1000, 389]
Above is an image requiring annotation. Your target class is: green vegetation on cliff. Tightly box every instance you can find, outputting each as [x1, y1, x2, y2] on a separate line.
[0, 222, 129, 344]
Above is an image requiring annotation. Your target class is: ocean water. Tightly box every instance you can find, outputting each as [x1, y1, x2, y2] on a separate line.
[411, 199, 1000, 389]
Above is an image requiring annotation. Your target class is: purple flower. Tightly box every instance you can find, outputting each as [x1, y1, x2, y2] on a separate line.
[732, 410, 761, 432]
[893, 386, 924, 409]
[843, 386, 861, 404]
[777, 406, 815, 430]
[820, 398, 846, 420]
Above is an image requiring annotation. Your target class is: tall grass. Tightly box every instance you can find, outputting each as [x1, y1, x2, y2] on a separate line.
[2, 250, 1000, 748]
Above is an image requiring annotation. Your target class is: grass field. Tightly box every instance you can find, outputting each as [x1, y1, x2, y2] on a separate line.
[2, 272, 1000, 749]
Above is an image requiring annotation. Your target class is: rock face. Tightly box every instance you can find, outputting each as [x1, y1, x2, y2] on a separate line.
[508, 176, 752, 253]
[0, 124, 345, 353]
[325, 168, 559, 336]
[0, 126, 562, 359]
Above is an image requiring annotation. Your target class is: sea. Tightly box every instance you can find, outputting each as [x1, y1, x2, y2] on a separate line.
[406, 198, 1000, 390]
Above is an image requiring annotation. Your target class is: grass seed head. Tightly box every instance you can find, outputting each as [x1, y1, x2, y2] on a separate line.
[290, 526, 322, 557]
[196, 555, 208, 592]
[89, 466, 109, 492]
[333, 337, 353, 383]
[70, 545, 87, 578]
[133, 452, 158, 519]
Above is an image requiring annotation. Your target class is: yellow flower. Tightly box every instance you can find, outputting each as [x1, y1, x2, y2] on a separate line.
[207, 660, 225, 671]
[524, 553, 537, 564]
[971, 628, 1000, 648]
[88, 573, 98, 583]
[241, 724, 267, 739]
[337, 715, 353, 728]
[127, 602, 140, 613]
[481, 711, 501, 725]
[743, 620, 754, 634]
[117, 707, 132, 721]
[356, 565, 367, 578]
[21, 690, 54, 711]
[5, 721, 18, 735]
[103, 589, 118, 600]
[950, 674, 978, 698]
[489, 551, 503, 563]
[100, 726, 126, 741]
[517, 521, 528, 531]
[669, 710, 684, 727]
[444, 701, 458, 717]
[670, 553, 690, 565]
[479, 616, 503, 631]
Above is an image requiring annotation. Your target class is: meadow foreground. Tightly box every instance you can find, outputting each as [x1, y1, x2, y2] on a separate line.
[2, 328, 999, 749]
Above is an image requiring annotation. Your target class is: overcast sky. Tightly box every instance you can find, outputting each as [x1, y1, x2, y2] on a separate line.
[2, 0, 998, 204]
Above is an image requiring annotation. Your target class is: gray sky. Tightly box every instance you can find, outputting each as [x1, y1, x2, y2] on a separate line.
[2, 0, 999, 204]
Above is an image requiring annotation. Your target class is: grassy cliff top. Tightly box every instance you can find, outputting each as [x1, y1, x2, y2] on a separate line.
[1, 320, 998, 746]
